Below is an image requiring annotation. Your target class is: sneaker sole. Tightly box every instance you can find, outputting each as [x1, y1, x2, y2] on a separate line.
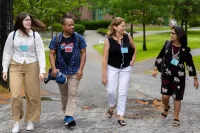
[65, 120, 76, 127]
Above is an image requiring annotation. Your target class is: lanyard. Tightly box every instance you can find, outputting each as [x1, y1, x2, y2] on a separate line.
[172, 45, 180, 60]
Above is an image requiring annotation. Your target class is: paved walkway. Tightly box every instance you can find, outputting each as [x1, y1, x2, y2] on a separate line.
[0, 30, 200, 133]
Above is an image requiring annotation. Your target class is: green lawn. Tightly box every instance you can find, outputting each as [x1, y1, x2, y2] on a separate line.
[97, 27, 170, 35]
[193, 55, 200, 71]
[129, 27, 170, 31]
[45, 50, 51, 71]
[93, 30, 200, 70]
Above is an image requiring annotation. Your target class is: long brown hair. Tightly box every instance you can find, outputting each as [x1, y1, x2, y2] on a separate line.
[107, 17, 126, 37]
[14, 12, 46, 36]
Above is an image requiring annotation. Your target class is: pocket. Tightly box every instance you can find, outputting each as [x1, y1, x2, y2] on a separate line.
[10, 60, 19, 65]
[9, 60, 20, 73]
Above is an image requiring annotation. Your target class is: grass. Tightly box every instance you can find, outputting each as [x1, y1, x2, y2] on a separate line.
[93, 30, 200, 68]
[0, 85, 9, 93]
[193, 55, 200, 71]
[45, 50, 51, 71]
[97, 27, 170, 35]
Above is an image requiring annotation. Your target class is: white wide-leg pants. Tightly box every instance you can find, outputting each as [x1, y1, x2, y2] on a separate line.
[107, 65, 132, 116]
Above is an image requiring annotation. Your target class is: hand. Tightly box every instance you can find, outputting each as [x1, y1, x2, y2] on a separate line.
[39, 73, 45, 81]
[2, 72, 7, 81]
[194, 79, 199, 89]
[152, 69, 157, 78]
[130, 60, 135, 66]
[102, 76, 107, 86]
[77, 69, 83, 80]
[51, 68, 58, 78]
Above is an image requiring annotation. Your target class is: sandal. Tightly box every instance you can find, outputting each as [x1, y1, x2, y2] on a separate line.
[106, 105, 116, 118]
[172, 119, 180, 127]
[118, 120, 126, 126]
[161, 105, 170, 119]
[106, 109, 113, 118]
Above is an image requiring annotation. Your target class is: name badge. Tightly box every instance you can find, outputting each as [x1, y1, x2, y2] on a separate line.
[121, 47, 128, 53]
[20, 45, 28, 52]
[170, 58, 179, 66]
[65, 46, 73, 53]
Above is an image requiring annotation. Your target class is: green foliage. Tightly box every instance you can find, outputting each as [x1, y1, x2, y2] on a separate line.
[189, 18, 200, 27]
[52, 23, 62, 32]
[172, 0, 200, 29]
[13, 0, 90, 27]
[76, 20, 111, 30]
[74, 24, 86, 35]
[45, 50, 51, 72]
[193, 55, 200, 71]
[52, 23, 85, 34]
[97, 28, 108, 35]
[93, 30, 200, 62]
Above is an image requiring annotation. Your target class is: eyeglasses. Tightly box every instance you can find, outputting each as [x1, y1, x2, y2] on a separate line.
[171, 32, 176, 35]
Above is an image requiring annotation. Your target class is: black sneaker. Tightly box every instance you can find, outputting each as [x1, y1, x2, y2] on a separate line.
[65, 116, 76, 126]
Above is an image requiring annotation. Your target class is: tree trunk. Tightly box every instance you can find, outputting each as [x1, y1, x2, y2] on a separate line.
[50, 15, 53, 38]
[29, 0, 33, 10]
[185, 20, 188, 32]
[142, 10, 147, 51]
[130, 10, 133, 38]
[0, 0, 13, 89]
[181, 20, 184, 28]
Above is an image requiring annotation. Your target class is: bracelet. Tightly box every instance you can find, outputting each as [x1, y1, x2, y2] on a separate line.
[194, 77, 198, 79]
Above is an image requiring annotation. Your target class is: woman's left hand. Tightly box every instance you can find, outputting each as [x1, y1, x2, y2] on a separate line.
[39, 73, 45, 81]
[130, 60, 135, 66]
[194, 79, 199, 89]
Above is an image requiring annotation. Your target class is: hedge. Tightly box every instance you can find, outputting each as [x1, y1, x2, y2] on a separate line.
[76, 20, 111, 30]
[52, 23, 85, 35]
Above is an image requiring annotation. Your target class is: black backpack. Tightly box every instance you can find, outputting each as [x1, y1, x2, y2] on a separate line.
[157, 40, 171, 73]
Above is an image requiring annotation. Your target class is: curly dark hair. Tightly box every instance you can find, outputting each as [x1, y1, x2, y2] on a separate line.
[171, 26, 187, 47]
[14, 12, 46, 36]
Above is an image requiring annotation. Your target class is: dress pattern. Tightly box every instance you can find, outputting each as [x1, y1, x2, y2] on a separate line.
[155, 41, 196, 100]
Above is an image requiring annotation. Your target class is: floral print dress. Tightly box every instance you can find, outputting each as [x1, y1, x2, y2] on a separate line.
[155, 41, 197, 100]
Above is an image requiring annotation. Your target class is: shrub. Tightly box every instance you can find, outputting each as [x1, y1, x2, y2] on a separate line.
[189, 18, 200, 27]
[52, 23, 85, 35]
[52, 23, 62, 32]
[76, 20, 111, 30]
[97, 28, 108, 36]
[74, 24, 85, 35]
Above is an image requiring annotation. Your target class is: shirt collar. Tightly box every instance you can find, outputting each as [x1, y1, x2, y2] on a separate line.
[17, 29, 34, 37]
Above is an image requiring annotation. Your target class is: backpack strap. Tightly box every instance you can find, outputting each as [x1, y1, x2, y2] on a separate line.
[13, 31, 16, 40]
[74, 32, 81, 49]
[165, 40, 171, 50]
[55, 32, 61, 53]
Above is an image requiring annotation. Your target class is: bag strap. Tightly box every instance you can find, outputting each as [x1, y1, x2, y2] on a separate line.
[165, 40, 171, 50]
[55, 32, 61, 52]
[74, 32, 81, 48]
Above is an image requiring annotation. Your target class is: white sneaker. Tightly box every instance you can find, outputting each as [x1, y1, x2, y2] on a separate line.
[26, 121, 34, 131]
[12, 122, 20, 133]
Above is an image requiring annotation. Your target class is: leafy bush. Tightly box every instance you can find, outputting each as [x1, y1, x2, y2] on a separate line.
[189, 18, 200, 27]
[52, 23, 62, 32]
[52, 23, 85, 35]
[76, 20, 111, 30]
[97, 28, 108, 36]
[74, 24, 85, 35]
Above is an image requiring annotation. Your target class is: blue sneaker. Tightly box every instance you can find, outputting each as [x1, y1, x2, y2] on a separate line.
[64, 116, 76, 126]
[63, 116, 69, 123]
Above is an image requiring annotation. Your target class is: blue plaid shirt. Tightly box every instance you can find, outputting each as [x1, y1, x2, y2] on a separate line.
[49, 32, 87, 75]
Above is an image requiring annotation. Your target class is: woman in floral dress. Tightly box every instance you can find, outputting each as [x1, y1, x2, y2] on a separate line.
[152, 26, 199, 127]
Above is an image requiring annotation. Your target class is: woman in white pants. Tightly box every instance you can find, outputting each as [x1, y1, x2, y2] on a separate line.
[102, 17, 137, 126]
